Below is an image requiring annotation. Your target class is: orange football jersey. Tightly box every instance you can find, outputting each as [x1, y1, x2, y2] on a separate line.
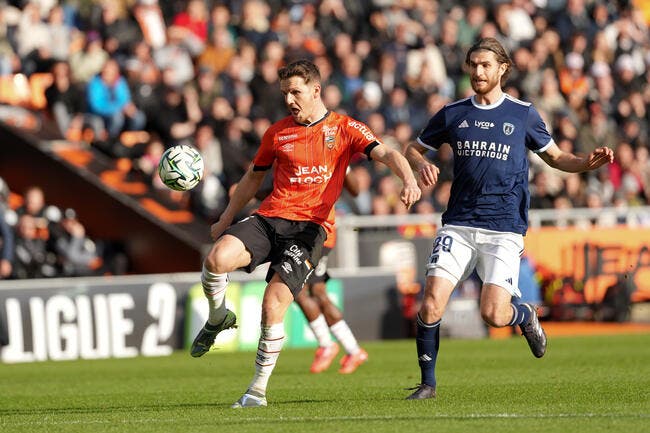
[253, 111, 378, 234]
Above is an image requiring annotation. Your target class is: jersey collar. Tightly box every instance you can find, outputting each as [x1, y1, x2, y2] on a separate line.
[296, 111, 330, 127]
[470, 93, 505, 110]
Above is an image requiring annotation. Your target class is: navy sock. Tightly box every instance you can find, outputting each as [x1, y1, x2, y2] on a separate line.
[507, 303, 532, 326]
[415, 314, 441, 388]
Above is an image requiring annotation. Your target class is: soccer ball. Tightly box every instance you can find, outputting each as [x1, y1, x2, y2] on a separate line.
[158, 145, 204, 191]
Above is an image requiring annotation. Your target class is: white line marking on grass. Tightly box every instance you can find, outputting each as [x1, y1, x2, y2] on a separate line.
[3, 413, 650, 427]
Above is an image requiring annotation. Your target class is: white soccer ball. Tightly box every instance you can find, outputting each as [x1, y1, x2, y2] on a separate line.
[158, 145, 204, 191]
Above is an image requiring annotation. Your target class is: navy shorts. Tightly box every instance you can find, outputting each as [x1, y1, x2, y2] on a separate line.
[224, 214, 326, 297]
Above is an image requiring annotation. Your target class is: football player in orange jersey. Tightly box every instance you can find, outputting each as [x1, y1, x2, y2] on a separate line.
[190, 59, 421, 408]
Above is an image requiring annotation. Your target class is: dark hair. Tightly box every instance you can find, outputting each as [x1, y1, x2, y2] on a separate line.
[278, 59, 321, 84]
[465, 37, 513, 85]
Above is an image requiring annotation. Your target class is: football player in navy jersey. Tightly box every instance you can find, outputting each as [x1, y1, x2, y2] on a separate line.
[403, 38, 614, 400]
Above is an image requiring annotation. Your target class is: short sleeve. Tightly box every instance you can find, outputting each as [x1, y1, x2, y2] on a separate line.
[526, 105, 554, 153]
[344, 119, 381, 154]
[417, 108, 449, 151]
[253, 127, 276, 170]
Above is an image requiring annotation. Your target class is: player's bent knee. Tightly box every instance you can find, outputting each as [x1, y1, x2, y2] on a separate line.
[205, 236, 249, 273]
[420, 298, 445, 322]
[480, 307, 510, 328]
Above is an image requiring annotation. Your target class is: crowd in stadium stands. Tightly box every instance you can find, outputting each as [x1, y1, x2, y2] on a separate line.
[0, 178, 128, 279]
[1, 0, 650, 278]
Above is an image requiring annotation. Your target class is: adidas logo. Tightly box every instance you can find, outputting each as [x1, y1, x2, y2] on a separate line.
[458, 119, 469, 128]
[506, 277, 513, 285]
[418, 354, 432, 362]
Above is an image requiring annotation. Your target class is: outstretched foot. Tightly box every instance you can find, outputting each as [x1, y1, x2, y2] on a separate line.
[405, 384, 436, 400]
[338, 348, 368, 374]
[519, 303, 547, 358]
[190, 309, 237, 357]
[231, 390, 267, 408]
[310, 343, 340, 373]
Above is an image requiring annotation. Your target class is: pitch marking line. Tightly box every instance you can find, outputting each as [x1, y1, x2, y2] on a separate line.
[3, 413, 650, 426]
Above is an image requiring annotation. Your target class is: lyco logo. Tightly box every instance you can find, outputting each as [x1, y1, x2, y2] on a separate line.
[475, 120, 494, 129]
[278, 133, 298, 141]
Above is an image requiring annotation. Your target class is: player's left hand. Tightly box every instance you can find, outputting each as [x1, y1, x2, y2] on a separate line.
[400, 181, 421, 210]
[586, 146, 614, 170]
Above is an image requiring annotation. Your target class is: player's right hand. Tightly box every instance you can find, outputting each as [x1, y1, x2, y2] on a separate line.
[400, 181, 422, 209]
[417, 162, 440, 187]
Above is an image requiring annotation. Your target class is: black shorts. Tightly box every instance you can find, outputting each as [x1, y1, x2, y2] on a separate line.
[306, 247, 331, 285]
[224, 214, 326, 297]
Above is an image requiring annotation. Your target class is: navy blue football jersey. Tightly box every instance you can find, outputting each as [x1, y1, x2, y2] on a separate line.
[417, 94, 553, 234]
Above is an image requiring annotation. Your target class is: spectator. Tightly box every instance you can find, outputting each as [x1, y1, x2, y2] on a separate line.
[152, 27, 196, 87]
[97, 1, 142, 61]
[577, 102, 618, 155]
[559, 52, 590, 99]
[45, 4, 71, 64]
[0, 4, 20, 76]
[134, 135, 165, 188]
[437, 17, 464, 85]
[197, 26, 236, 76]
[609, 142, 645, 198]
[170, 0, 209, 45]
[15, 2, 52, 75]
[47, 208, 101, 277]
[554, 0, 593, 48]
[219, 117, 256, 189]
[382, 87, 413, 131]
[68, 30, 109, 84]
[45, 61, 105, 141]
[86, 58, 146, 139]
[128, 57, 163, 129]
[193, 67, 222, 117]
[190, 123, 227, 220]
[237, 0, 277, 51]
[12, 214, 57, 279]
[457, 2, 487, 49]
[249, 58, 284, 122]
[133, 0, 167, 50]
[15, 186, 53, 234]
[152, 84, 202, 148]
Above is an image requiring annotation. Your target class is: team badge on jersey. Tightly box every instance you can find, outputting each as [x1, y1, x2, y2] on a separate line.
[503, 122, 515, 136]
[323, 125, 338, 149]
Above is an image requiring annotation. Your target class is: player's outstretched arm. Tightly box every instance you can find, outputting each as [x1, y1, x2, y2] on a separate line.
[538, 143, 614, 173]
[404, 141, 440, 188]
[210, 166, 267, 240]
[369, 143, 421, 209]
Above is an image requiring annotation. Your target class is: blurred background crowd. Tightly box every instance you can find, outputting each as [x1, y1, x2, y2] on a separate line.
[0, 0, 649, 279]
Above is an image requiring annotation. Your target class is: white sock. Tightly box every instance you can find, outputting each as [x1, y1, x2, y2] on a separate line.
[308, 314, 333, 347]
[201, 264, 228, 326]
[330, 320, 360, 355]
[247, 323, 285, 396]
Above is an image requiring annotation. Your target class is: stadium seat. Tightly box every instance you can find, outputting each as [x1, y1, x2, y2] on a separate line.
[0, 74, 31, 107]
[28, 72, 54, 110]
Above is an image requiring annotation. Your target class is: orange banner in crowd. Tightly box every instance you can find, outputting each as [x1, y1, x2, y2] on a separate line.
[524, 227, 650, 303]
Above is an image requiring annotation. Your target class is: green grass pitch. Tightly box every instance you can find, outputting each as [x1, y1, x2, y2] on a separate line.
[2, 334, 649, 433]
